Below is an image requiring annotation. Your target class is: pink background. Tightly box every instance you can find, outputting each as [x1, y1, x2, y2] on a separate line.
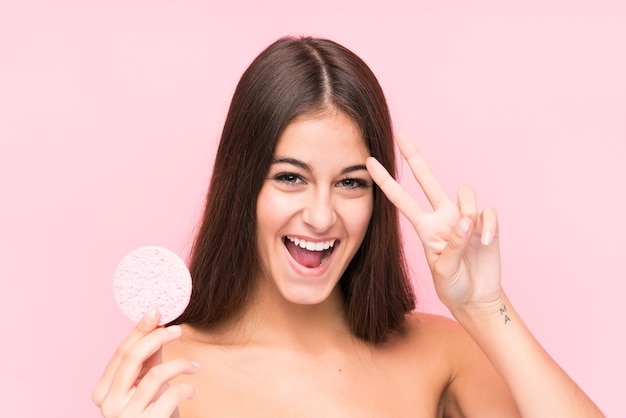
[1, 1, 624, 416]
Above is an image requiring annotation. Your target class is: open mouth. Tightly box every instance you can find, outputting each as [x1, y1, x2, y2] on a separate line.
[283, 236, 336, 268]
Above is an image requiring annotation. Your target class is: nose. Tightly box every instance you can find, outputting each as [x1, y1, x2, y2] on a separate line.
[302, 189, 337, 233]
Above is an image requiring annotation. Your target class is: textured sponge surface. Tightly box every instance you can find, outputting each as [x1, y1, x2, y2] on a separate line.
[113, 246, 192, 325]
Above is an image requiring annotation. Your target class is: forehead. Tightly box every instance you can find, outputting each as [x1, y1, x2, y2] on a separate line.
[274, 110, 369, 160]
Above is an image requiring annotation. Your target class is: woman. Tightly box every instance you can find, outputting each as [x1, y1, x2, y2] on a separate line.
[93, 36, 603, 417]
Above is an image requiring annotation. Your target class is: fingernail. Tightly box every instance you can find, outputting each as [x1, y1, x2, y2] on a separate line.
[481, 230, 493, 246]
[166, 325, 182, 335]
[456, 218, 471, 237]
[191, 360, 200, 369]
[144, 309, 158, 324]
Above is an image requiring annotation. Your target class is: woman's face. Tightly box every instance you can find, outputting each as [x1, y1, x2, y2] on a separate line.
[255, 109, 374, 305]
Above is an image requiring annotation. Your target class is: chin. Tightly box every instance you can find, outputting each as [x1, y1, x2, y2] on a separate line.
[283, 290, 334, 306]
[279, 280, 339, 306]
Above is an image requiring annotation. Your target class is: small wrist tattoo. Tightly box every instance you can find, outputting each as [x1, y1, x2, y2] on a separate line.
[499, 304, 511, 324]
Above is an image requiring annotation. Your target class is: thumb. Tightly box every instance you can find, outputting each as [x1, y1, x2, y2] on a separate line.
[435, 217, 473, 279]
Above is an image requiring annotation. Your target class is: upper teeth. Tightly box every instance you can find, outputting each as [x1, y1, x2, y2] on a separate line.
[287, 236, 336, 251]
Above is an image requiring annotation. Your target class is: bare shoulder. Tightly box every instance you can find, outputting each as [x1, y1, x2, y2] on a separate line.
[404, 311, 462, 334]
[403, 312, 521, 417]
[402, 312, 520, 417]
[400, 312, 479, 377]
[402, 311, 470, 351]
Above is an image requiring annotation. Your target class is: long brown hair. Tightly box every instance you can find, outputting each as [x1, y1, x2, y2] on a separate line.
[172, 36, 415, 343]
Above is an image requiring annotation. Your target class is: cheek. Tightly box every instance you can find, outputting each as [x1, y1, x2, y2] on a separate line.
[255, 188, 279, 274]
[256, 188, 299, 238]
[339, 196, 374, 238]
[256, 189, 277, 238]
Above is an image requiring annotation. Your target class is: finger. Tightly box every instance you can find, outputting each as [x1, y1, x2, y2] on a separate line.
[123, 359, 199, 417]
[366, 156, 426, 223]
[105, 325, 183, 407]
[457, 185, 478, 227]
[480, 206, 498, 246]
[145, 383, 195, 417]
[435, 217, 474, 280]
[93, 310, 161, 407]
[395, 131, 450, 210]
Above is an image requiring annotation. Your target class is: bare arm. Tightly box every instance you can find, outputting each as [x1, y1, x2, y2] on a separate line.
[366, 131, 603, 417]
[451, 293, 602, 417]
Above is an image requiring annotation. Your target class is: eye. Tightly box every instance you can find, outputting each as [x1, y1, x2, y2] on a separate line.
[336, 178, 371, 190]
[273, 173, 306, 185]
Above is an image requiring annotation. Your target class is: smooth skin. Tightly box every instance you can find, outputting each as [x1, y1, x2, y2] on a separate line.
[93, 123, 603, 417]
[367, 131, 603, 417]
[92, 310, 198, 418]
[254, 111, 374, 306]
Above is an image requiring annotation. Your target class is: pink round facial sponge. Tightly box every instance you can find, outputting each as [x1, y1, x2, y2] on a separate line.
[113, 246, 192, 325]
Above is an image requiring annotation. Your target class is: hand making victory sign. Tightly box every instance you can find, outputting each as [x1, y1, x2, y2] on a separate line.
[366, 131, 503, 313]
[367, 131, 606, 417]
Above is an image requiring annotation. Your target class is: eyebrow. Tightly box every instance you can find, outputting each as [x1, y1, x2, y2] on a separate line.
[271, 157, 367, 175]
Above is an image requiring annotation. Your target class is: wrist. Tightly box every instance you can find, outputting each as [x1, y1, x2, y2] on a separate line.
[448, 291, 510, 326]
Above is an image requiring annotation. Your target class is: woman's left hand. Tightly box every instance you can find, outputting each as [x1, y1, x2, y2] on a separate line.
[366, 131, 503, 312]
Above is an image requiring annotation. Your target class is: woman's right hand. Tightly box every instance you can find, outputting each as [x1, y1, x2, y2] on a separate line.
[92, 310, 199, 418]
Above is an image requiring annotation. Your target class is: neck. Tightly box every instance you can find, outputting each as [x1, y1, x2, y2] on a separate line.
[234, 275, 353, 351]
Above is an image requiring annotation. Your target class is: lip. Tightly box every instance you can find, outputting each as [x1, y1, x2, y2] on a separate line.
[282, 236, 339, 277]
